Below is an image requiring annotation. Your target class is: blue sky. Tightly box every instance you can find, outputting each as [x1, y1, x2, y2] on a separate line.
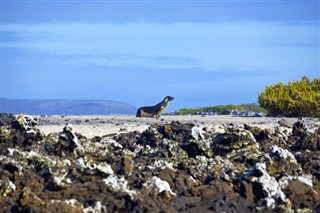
[1, 1, 319, 111]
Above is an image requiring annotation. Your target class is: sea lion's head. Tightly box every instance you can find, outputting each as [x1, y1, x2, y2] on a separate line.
[164, 96, 174, 102]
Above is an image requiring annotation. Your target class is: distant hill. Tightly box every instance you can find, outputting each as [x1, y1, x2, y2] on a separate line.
[0, 98, 137, 115]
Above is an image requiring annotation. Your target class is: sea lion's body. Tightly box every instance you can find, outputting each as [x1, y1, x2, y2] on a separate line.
[136, 96, 174, 118]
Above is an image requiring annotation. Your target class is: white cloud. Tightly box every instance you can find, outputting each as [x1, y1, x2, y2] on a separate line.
[2, 21, 319, 72]
[61, 52, 201, 71]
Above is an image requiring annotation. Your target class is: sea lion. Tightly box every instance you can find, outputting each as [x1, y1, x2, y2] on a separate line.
[136, 96, 174, 118]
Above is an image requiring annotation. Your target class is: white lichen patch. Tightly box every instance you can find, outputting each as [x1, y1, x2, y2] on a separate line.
[8, 181, 16, 191]
[0, 126, 11, 136]
[63, 123, 73, 132]
[143, 176, 176, 196]
[75, 157, 114, 175]
[191, 126, 204, 140]
[4, 148, 60, 177]
[84, 201, 107, 213]
[148, 159, 175, 170]
[75, 157, 86, 168]
[0, 180, 16, 196]
[63, 159, 72, 166]
[276, 126, 292, 139]
[52, 172, 69, 188]
[278, 176, 291, 189]
[64, 199, 81, 207]
[279, 174, 313, 189]
[50, 198, 84, 208]
[214, 155, 235, 171]
[83, 143, 109, 158]
[297, 175, 313, 187]
[7, 148, 15, 157]
[220, 171, 232, 182]
[239, 129, 257, 143]
[195, 156, 214, 178]
[212, 125, 226, 134]
[270, 145, 297, 164]
[61, 123, 85, 153]
[26, 129, 37, 135]
[243, 163, 288, 209]
[100, 138, 123, 149]
[103, 175, 137, 199]
[17, 114, 38, 130]
[96, 163, 114, 175]
[255, 163, 287, 203]
[263, 197, 276, 209]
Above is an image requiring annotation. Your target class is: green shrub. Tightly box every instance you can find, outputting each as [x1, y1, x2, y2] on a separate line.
[258, 76, 320, 117]
[178, 107, 212, 115]
[178, 104, 267, 115]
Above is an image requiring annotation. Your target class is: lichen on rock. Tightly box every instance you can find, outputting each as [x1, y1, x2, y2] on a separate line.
[0, 113, 320, 212]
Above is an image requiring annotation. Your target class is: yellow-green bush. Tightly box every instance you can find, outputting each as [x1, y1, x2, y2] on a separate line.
[258, 76, 320, 117]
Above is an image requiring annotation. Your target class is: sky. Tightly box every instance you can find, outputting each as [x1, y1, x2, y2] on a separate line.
[1, 0, 319, 112]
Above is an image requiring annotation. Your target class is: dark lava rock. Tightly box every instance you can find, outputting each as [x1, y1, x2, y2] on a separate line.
[159, 121, 194, 142]
[0, 115, 320, 212]
[283, 178, 320, 210]
[295, 151, 320, 180]
[0, 113, 16, 126]
[244, 124, 269, 142]
[212, 127, 258, 156]
[296, 133, 320, 151]
[0, 114, 44, 154]
[137, 125, 162, 147]
[180, 141, 206, 158]
[292, 121, 308, 137]
[53, 123, 84, 157]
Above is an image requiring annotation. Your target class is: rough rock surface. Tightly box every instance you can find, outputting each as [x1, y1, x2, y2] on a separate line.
[1, 114, 320, 212]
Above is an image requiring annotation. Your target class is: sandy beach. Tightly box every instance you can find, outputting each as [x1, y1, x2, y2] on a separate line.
[35, 114, 319, 138]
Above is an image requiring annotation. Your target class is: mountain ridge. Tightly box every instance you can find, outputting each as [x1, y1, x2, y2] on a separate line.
[0, 98, 137, 115]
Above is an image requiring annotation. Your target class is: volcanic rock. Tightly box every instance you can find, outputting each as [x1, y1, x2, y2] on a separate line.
[0, 113, 319, 212]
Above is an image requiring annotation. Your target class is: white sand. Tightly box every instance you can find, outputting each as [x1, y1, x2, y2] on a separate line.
[34, 115, 320, 139]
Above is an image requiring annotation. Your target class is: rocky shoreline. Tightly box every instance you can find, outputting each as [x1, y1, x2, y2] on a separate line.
[0, 113, 320, 212]
[34, 115, 313, 138]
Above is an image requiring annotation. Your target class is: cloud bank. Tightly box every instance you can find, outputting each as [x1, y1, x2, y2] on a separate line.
[2, 21, 319, 73]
